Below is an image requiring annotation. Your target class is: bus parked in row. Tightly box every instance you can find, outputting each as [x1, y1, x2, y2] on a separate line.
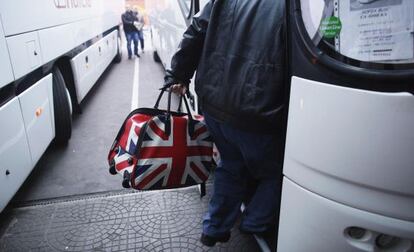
[0, 0, 124, 212]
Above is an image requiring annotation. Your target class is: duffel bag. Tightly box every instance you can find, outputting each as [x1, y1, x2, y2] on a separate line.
[107, 89, 213, 195]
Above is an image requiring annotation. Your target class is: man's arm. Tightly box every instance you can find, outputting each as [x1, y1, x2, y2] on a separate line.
[165, 1, 213, 87]
[121, 13, 133, 25]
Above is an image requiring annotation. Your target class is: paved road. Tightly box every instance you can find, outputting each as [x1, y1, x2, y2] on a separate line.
[12, 33, 177, 203]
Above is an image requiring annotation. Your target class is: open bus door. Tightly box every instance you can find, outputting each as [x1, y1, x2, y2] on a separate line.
[278, 0, 414, 251]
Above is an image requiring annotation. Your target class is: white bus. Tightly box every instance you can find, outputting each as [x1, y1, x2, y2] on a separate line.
[0, 0, 124, 212]
[147, 0, 414, 251]
[279, 0, 414, 251]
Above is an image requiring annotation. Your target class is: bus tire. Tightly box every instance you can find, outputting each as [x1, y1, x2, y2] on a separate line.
[113, 35, 122, 63]
[153, 51, 161, 63]
[53, 67, 72, 145]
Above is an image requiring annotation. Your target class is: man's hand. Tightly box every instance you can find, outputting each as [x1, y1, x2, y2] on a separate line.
[171, 84, 187, 95]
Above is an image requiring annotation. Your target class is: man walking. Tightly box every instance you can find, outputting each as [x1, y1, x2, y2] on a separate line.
[122, 7, 140, 59]
[164, 0, 287, 247]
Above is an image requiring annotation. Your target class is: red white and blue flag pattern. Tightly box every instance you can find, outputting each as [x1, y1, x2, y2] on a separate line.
[109, 113, 213, 190]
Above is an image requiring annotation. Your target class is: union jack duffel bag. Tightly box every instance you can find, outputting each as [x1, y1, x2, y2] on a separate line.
[107, 89, 213, 195]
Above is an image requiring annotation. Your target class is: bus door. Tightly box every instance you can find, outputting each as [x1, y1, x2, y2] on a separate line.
[278, 0, 414, 251]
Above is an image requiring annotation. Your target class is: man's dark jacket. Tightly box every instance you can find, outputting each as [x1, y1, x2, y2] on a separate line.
[122, 10, 138, 33]
[166, 0, 286, 133]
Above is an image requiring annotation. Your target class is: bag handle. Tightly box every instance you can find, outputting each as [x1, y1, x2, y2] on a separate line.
[146, 88, 197, 138]
[167, 89, 197, 137]
[180, 91, 197, 137]
[154, 88, 196, 134]
[111, 88, 195, 158]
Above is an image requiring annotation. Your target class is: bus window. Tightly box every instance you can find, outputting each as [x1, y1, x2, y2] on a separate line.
[300, 0, 414, 69]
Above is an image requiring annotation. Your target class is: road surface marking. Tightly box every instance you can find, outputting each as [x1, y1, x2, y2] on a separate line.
[131, 57, 140, 111]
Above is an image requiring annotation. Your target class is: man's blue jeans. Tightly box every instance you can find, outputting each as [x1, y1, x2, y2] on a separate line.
[202, 113, 283, 237]
[137, 30, 144, 50]
[125, 31, 139, 57]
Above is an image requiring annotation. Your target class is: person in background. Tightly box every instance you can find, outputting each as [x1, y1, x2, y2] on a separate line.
[133, 7, 145, 53]
[164, 0, 287, 248]
[122, 6, 140, 59]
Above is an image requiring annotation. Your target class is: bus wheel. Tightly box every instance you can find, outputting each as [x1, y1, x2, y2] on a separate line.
[53, 67, 72, 145]
[113, 35, 122, 63]
[153, 51, 161, 63]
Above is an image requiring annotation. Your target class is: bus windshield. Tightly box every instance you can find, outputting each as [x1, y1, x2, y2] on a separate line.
[300, 0, 414, 69]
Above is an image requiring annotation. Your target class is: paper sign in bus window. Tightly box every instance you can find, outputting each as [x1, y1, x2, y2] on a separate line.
[338, 0, 414, 62]
[350, 0, 402, 11]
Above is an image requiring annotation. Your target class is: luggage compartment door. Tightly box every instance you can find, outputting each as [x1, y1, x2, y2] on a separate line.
[18, 74, 54, 165]
[6, 31, 43, 80]
[0, 19, 14, 89]
[0, 98, 32, 211]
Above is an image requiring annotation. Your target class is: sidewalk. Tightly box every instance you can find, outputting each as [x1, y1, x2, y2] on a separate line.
[0, 184, 260, 251]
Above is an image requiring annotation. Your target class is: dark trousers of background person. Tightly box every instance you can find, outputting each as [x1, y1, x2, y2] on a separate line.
[125, 31, 139, 58]
[137, 30, 144, 52]
[202, 112, 283, 237]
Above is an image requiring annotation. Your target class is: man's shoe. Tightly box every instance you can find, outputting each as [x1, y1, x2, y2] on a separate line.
[135, 53, 140, 58]
[128, 55, 132, 60]
[200, 233, 230, 247]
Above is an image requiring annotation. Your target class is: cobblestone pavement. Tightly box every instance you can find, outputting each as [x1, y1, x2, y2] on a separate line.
[0, 186, 260, 252]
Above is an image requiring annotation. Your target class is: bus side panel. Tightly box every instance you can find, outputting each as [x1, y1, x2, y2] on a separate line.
[70, 30, 119, 102]
[0, 19, 14, 88]
[6, 31, 43, 80]
[37, 23, 77, 65]
[38, 15, 119, 65]
[100, 31, 118, 66]
[70, 39, 98, 103]
[0, 0, 124, 37]
[284, 76, 414, 221]
[18, 74, 54, 165]
[0, 98, 32, 211]
[278, 178, 414, 251]
[94, 31, 117, 71]
[107, 31, 118, 60]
